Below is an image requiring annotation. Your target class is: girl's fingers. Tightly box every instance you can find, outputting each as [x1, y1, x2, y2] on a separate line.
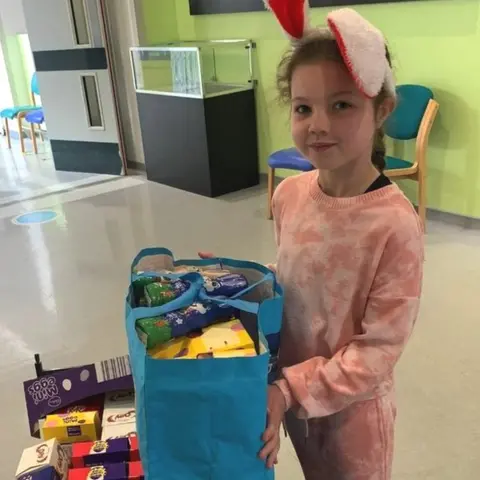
[258, 438, 275, 460]
[262, 425, 275, 442]
[267, 444, 280, 469]
[198, 251, 214, 259]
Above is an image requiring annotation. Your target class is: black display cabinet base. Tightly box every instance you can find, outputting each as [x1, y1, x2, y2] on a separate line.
[137, 89, 259, 198]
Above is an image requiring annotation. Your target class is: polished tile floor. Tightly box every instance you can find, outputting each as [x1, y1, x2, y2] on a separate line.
[0, 139, 117, 207]
[2, 148, 480, 479]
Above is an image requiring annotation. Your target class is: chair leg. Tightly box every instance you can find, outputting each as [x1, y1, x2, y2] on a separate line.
[267, 167, 275, 220]
[30, 123, 38, 154]
[18, 114, 25, 154]
[418, 174, 427, 232]
[4, 118, 11, 149]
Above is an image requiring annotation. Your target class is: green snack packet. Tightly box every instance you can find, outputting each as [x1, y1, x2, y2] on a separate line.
[132, 275, 161, 304]
[145, 282, 177, 307]
[136, 317, 173, 349]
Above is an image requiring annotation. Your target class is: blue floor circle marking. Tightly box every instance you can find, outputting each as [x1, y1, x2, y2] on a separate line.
[13, 210, 58, 225]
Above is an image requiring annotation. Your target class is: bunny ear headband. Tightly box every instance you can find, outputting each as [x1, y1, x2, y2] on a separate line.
[263, 0, 395, 98]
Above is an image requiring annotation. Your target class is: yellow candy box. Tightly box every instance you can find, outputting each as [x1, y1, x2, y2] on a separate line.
[42, 411, 100, 443]
[212, 347, 257, 358]
[149, 319, 255, 359]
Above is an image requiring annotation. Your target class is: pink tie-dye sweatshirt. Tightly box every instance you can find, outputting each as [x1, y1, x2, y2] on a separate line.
[272, 171, 424, 420]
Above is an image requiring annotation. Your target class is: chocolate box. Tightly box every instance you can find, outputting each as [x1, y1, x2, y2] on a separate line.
[99, 433, 140, 462]
[16, 438, 69, 480]
[128, 462, 144, 480]
[104, 390, 135, 409]
[24, 356, 133, 438]
[97, 434, 139, 463]
[42, 412, 100, 443]
[128, 436, 139, 463]
[101, 424, 137, 441]
[102, 390, 135, 430]
[18, 466, 61, 480]
[102, 406, 136, 429]
[68, 463, 127, 480]
[72, 439, 130, 468]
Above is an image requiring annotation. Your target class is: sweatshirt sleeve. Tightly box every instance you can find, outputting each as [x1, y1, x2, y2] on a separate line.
[275, 218, 424, 419]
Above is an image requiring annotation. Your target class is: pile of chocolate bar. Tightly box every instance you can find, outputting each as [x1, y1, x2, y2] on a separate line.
[16, 390, 143, 480]
[133, 266, 260, 359]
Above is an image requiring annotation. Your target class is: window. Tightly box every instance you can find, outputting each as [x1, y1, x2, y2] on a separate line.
[69, 0, 90, 46]
[81, 75, 103, 128]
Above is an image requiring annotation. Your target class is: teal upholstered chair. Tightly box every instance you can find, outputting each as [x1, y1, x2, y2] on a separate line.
[267, 148, 314, 219]
[1, 72, 41, 153]
[384, 84, 439, 227]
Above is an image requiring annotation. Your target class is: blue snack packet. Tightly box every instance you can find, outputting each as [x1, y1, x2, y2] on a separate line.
[136, 302, 236, 349]
[165, 302, 236, 337]
[203, 273, 248, 297]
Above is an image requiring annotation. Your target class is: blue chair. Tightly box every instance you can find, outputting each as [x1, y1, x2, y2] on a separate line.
[384, 84, 439, 227]
[24, 108, 45, 154]
[1, 72, 41, 153]
[267, 147, 314, 219]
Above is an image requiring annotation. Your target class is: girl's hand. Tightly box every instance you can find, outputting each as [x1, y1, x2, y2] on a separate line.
[198, 252, 215, 259]
[259, 385, 287, 469]
[265, 263, 277, 273]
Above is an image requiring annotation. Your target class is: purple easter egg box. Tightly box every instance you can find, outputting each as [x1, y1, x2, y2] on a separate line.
[24, 355, 133, 438]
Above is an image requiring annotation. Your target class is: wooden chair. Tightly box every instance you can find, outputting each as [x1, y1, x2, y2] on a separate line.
[384, 84, 440, 228]
[267, 148, 314, 219]
[0, 72, 41, 153]
[24, 108, 45, 154]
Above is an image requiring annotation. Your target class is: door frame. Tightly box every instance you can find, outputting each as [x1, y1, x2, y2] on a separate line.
[98, 0, 147, 175]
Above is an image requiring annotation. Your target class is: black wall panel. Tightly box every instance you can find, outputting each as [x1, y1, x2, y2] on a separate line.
[190, 0, 421, 15]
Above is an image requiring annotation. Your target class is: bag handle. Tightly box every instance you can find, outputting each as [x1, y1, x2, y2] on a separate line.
[229, 272, 275, 300]
[132, 267, 276, 320]
[197, 290, 260, 315]
[130, 247, 174, 281]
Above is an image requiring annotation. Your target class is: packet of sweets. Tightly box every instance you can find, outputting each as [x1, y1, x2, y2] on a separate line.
[144, 279, 189, 307]
[155, 270, 247, 298]
[136, 302, 235, 350]
[203, 273, 248, 297]
[131, 274, 162, 306]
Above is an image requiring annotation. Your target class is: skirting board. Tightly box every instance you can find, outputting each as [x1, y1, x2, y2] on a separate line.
[261, 173, 480, 230]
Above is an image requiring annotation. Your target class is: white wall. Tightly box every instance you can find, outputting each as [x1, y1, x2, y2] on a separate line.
[0, 0, 27, 34]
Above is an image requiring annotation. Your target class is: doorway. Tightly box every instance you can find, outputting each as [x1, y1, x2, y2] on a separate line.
[101, 0, 145, 172]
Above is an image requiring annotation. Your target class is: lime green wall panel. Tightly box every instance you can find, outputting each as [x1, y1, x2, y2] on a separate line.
[142, 0, 480, 218]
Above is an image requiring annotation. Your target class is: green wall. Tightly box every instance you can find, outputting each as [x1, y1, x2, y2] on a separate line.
[143, 0, 480, 219]
[0, 34, 30, 106]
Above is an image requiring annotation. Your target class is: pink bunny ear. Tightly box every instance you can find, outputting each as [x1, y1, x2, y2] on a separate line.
[264, 0, 309, 41]
[327, 8, 395, 98]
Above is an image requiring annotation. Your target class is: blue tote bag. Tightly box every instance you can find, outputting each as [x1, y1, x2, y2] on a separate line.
[125, 248, 284, 480]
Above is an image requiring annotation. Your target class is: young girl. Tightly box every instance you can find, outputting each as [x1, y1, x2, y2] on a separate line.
[203, 4, 423, 479]
[256, 4, 424, 480]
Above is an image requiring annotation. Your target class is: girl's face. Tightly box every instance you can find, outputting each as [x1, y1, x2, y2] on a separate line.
[290, 60, 388, 171]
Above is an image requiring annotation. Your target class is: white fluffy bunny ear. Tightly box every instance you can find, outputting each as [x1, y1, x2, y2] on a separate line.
[327, 8, 395, 98]
[263, 0, 310, 41]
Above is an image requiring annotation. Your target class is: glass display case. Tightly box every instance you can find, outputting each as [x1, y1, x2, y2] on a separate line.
[130, 39, 255, 98]
[132, 39, 259, 198]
